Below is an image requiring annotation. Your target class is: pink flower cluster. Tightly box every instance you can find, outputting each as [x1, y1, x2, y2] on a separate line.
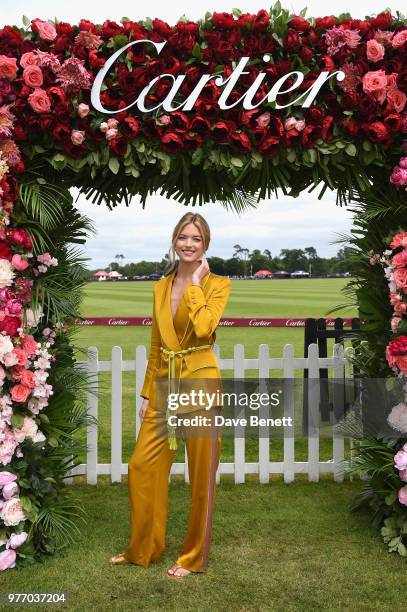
[0, 471, 28, 570]
[394, 443, 407, 506]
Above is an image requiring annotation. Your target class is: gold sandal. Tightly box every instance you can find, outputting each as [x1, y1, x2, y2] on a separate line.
[110, 552, 128, 565]
[166, 564, 193, 578]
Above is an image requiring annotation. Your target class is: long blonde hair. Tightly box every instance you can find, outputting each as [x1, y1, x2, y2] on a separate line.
[164, 213, 211, 276]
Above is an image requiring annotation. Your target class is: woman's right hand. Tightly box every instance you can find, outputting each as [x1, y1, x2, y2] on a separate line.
[139, 398, 149, 420]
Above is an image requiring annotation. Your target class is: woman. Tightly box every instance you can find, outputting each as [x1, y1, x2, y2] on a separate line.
[110, 212, 231, 578]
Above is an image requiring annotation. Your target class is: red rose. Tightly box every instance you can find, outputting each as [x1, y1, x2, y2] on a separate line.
[160, 132, 184, 153]
[152, 18, 173, 38]
[341, 92, 359, 110]
[184, 133, 203, 150]
[231, 131, 252, 153]
[283, 30, 300, 51]
[338, 117, 359, 137]
[212, 12, 236, 29]
[386, 335, 407, 369]
[0, 315, 21, 337]
[284, 128, 301, 148]
[384, 113, 402, 132]
[299, 47, 314, 64]
[47, 86, 66, 105]
[12, 126, 27, 141]
[53, 123, 71, 143]
[101, 20, 124, 39]
[212, 120, 235, 143]
[321, 116, 334, 140]
[253, 10, 270, 32]
[364, 121, 389, 143]
[371, 12, 393, 29]
[0, 175, 18, 202]
[0, 25, 24, 47]
[64, 142, 87, 158]
[190, 116, 211, 135]
[108, 135, 128, 156]
[121, 116, 140, 138]
[258, 135, 280, 157]
[88, 50, 106, 69]
[319, 55, 335, 71]
[305, 107, 323, 124]
[288, 16, 311, 32]
[78, 19, 98, 33]
[301, 125, 320, 147]
[9, 228, 32, 250]
[315, 16, 337, 30]
[0, 241, 12, 261]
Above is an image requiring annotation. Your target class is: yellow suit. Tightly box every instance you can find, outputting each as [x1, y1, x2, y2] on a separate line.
[123, 270, 231, 572]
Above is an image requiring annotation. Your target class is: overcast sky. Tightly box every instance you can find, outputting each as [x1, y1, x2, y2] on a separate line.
[2, 1, 399, 268]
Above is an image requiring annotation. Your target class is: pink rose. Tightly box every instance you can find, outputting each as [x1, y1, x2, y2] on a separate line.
[10, 383, 31, 403]
[105, 128, 118, 140]
[400, 469, 407, 482]
[11, 348, 28, 367]
[20, 52, 39, 69]
[23, 65, 43, 88]
[33, 19, 57, 42]
[71, 130, 85, 145]
[20, 369, 36, 389]
[400, 158, 407, 170]
[11, 254, 29, 271]
[366, 39, 385, 62]
[2, 352, 19, 368]
[2, 481, 19, 499]
[390, 291, 401, 304]
[394, 301, 407, 315]
[22, 335, 38, 357]
[392, 30, 407, 48]
[390, 166, 407, 187]
[395, 449, 407, 470]
[362, 69, 387, 104]
[0, 471, 17, 487]
[107, 118, 118, 128]
[0, 366, 6, 380]
[295, 120, 305, 131]
[394, 268, 407, 289]
[8, 531, 28, 549]
[399, 485, 407, 506]
[256, 112, 271, 128]
[391, 316, 401, 331]
[0, 548, 16, 571]
[156, 115, 170, 126]
[390, 232, 407, 248]
[284, 117, 297, 130]
[392, 250, 407, 267]
[387, 89, 407, 113]
[27, 88, 51, 114]
[77, 103, 89, 118]
[0, 55, 18, 81]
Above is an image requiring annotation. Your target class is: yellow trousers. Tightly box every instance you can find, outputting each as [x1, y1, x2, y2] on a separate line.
[123, 406, 222, 572]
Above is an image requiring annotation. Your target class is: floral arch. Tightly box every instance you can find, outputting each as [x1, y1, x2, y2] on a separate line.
[0, 4, 406, 570]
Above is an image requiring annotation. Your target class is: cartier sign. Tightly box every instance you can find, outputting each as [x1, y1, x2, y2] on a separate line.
[90, 39, 345, 114]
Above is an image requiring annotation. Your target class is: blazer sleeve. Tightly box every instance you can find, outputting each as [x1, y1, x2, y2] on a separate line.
[183, 276, 231, 339]
[140, 286, 161, 400]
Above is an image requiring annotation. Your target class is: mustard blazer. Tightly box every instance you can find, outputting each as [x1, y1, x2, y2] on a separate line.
[140, 269, 231, 401]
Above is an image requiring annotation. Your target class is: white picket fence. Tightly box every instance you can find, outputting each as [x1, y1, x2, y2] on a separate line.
[66, 342, 356, 486]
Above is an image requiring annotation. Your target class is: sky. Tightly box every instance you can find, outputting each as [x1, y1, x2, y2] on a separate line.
[2, 1, 399, 269]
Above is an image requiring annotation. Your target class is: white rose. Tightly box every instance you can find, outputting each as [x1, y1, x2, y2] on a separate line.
[0, 497, 26, 526]
[24, 306, 44, 328]
[0, 259, 15, 288]
[0, 335, 14, 359]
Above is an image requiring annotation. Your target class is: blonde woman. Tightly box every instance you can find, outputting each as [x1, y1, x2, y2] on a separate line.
[110, 213, 231, 578]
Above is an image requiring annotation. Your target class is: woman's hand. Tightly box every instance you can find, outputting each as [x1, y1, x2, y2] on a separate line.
[192, 255, 210, 285]
[139, 398, 149, 420]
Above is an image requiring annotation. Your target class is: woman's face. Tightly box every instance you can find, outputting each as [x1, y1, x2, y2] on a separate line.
[174, 223, 205, 263]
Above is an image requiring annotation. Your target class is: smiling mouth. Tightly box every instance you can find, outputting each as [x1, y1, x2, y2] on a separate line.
[182, 250, 195, 254]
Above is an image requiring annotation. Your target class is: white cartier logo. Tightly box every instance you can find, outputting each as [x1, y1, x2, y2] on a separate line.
[91, 39, 345, 114]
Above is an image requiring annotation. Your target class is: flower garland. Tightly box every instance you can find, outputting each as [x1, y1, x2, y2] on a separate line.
[0, 154, 60, 570]
[0, 9, 405, 191]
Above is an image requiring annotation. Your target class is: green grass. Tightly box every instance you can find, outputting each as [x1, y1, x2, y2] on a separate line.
[5, 476, 407, 611]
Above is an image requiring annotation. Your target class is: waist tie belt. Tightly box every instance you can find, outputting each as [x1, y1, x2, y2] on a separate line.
[160, 344, 214, 450]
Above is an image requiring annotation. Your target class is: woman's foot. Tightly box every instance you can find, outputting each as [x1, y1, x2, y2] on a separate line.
[166, 564, 192, 577]
[110, 552, 128, 565]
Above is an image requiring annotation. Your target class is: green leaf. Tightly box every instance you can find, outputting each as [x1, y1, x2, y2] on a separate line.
[108, 157, 120, 175]
[345, 143, 357, 157]
[11, 413, 25, 429]
[384, 492, 397, 505]
[191, 147, 203, 166]
[22, 15, 30, 26]
[192, 43, 202, 60]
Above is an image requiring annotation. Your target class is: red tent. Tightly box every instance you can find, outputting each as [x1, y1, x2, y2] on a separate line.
[254, 270, 273, 276]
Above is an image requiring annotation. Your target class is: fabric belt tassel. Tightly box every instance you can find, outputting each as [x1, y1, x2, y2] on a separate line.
[160, 344, 213, 450]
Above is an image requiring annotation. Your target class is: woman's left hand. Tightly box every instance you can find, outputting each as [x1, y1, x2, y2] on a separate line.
[192, 255, 210, 285]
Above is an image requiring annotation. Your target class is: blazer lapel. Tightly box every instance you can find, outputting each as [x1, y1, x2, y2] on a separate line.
[157, 269, 211, 350]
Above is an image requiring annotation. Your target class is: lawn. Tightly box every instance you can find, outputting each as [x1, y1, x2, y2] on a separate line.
[4, 476, 407, 611]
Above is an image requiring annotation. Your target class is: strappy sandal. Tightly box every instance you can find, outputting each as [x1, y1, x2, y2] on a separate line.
[110, 552, 128, 565]
[166, 564, 193, 578]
